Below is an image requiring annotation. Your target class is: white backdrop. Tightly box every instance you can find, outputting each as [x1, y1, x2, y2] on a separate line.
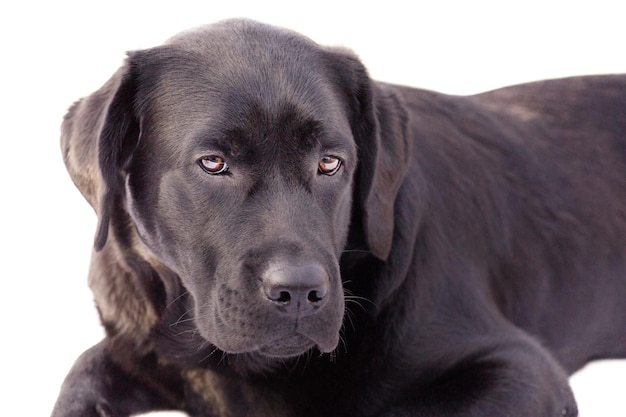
[1, 1, 624, 416]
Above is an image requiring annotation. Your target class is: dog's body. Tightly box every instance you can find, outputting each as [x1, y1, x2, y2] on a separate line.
[52, 20, 626, 417]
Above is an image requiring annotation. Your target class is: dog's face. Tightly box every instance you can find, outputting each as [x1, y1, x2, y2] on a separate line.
[67, 20, 407, 368]
[116, 23, 359, 359]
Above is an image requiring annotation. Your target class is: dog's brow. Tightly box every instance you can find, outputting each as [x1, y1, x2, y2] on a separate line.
[318, 133, 354, 155]
[192, 132, 234, 155]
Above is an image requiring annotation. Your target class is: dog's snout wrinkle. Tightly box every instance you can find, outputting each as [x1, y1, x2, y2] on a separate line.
[262, 263, 329, 316]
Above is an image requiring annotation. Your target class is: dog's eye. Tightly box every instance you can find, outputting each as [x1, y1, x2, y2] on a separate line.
[198, 155, 229, 175]
[318, 156, 342, 176]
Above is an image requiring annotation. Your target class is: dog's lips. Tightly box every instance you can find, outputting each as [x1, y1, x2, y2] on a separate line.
[257, 335, 317, 358]
[237, 330, 339, 359]
[256, 329, 340, 358]
[258, 344, 313, 359]
[308, 330, 340, 354]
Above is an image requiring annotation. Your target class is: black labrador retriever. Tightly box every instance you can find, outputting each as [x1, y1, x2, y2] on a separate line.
[52, 19, 626, 417]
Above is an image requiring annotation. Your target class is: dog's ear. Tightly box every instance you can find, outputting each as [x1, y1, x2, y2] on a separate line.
[93, 57, 141, 251]
[325, 49, 410, 260]
[61, 55, 142, 252]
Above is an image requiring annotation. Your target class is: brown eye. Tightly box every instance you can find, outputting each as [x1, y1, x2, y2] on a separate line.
[318, 156, 342, 176]
[198, 155, 229, 175]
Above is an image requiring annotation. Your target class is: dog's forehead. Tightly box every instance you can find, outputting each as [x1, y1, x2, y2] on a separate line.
[165, 19, 319, 56]
[134, 20, 352, 157]
[154, 19, 328, 105]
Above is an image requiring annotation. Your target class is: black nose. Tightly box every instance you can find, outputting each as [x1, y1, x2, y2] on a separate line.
[262, 263, 329, 316]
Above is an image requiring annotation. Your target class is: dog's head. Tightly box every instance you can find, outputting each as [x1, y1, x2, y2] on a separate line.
[62, 19, 409, 370]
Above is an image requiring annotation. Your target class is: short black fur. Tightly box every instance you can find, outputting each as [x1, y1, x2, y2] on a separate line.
[53, 19, 626, 417]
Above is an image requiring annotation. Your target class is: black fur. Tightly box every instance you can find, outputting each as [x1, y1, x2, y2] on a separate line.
[53, 19, 626, 417]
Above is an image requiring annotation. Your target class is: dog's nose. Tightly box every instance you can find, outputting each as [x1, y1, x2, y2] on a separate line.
[262, 263, 329, 316]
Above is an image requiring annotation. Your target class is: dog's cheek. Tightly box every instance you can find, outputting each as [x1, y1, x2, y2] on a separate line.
[154, 172, 230, 290]
[130, 170, 204, 275]
[333, 185, 354, 255]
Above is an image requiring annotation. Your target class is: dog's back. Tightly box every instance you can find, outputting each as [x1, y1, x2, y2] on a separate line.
[392, 75, 626, 372]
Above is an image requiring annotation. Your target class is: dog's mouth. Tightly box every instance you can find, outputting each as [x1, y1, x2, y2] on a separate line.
[198, 313, 341, 359]
[257, 334, 317, 358]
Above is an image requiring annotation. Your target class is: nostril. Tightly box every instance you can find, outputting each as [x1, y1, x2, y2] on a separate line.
[277, 291, 291, 304]
[307, 288, 326, 304]
[266, 287, 293, 304]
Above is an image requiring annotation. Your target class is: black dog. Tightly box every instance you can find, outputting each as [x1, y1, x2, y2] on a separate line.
[52, 19, 626, 417]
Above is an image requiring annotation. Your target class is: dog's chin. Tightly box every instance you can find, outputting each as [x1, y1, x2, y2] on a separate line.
[223, 337, 318, 375]
[256, 336, 317, 359]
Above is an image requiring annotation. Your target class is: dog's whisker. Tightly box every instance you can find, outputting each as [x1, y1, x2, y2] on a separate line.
[218, 351, 229, 367]
[199, 346, 221, 363]
[171, 316, 196, 326]
[170, 307, 196, 327]
[343, 307, 358, 332]
[165, 290, 190, 311]
[341, 249, 372, 254]
[172, 328, 200, 337]
[195, 340, 208, 351]
[345, 294, 378, 309]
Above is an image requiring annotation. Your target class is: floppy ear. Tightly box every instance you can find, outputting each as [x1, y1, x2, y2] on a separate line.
[60, 55, 141, 252]
[326, 50, 410, 260]
[93, 58, 141, 251]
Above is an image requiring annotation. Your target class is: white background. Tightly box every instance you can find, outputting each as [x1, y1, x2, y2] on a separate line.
[1, 1, 625, 416]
